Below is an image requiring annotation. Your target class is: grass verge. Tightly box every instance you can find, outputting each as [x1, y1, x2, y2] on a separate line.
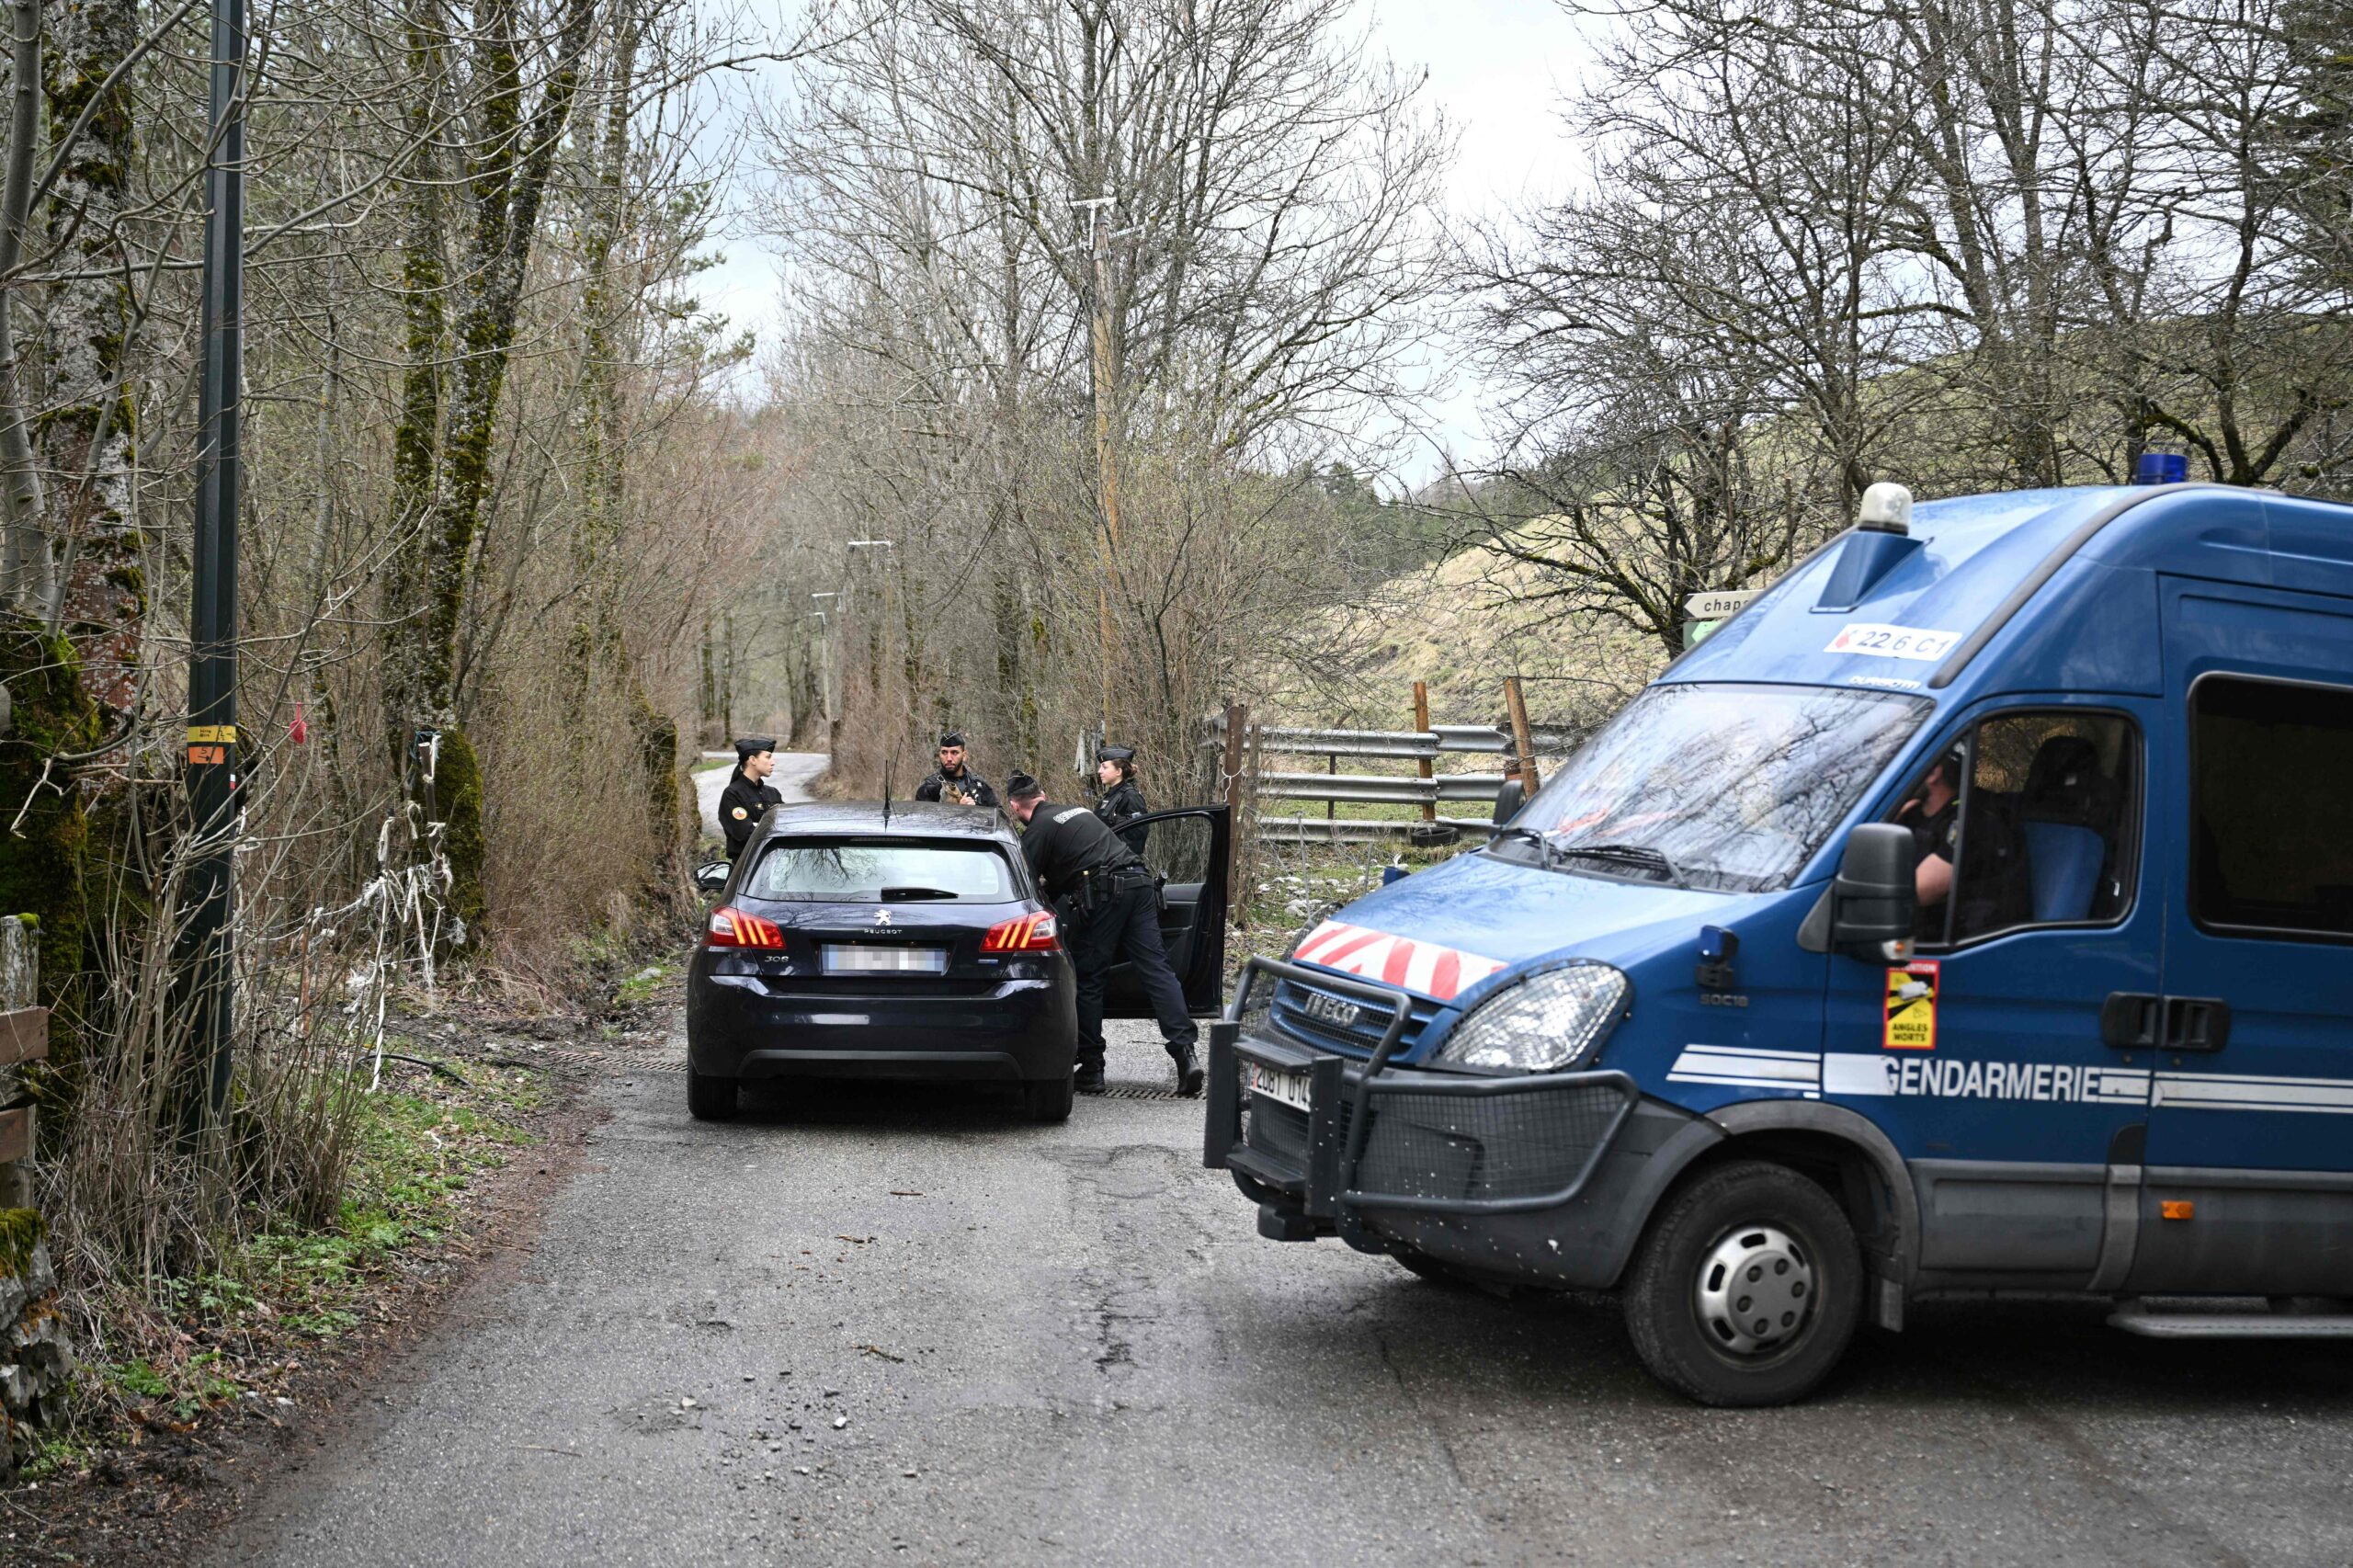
[17, 1052, 548, 1483]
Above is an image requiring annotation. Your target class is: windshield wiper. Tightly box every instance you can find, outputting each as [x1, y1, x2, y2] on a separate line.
[1486, 824, 1555, 860]
[1553, 843, 1678, 881]
[879, 886, 959, 901]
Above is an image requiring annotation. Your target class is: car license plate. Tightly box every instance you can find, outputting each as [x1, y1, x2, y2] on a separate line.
[1245, 1060, 1313, 1111]
[822, 945, 949, 976]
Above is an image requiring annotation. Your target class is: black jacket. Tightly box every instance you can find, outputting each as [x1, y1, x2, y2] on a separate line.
[915, 766, 998, 807]
[1019, 800, 1142, 902]
[1094, 778, 1151, 856]
[719, 769, 782, 859]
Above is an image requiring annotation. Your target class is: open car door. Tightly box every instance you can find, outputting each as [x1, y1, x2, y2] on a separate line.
[1102, 806, 1232, 1017]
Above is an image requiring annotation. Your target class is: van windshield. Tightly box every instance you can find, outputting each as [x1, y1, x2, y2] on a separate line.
[1493, 683, 1930, 893]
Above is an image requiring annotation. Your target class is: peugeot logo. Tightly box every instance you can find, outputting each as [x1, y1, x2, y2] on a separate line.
[873, 909, 894, 926]
[1302, 991, 1360, 1028]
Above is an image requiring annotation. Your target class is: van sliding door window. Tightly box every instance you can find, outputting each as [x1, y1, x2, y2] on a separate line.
[2191, 676, 2353, 941]
[1904, 711, 2140, 949]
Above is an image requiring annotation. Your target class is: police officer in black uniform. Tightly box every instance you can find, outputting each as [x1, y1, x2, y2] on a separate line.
[719, 736, 783, 860]
[1893, 747, 1961, 933]
[1092, 744, 1151, 857]
[1006, 771, 1201, 1096]
[915, 732, 999, 807]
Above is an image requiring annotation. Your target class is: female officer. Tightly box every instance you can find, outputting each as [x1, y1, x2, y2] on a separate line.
[1092, 744, 1151, 856]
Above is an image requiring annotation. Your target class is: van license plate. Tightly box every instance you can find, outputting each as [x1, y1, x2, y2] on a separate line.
[822, 946, 949, 975]
[1245, 1061, 1314, 1111]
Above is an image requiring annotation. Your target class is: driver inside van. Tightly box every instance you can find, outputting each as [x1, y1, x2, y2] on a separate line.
[1894, 748, 1962, 916]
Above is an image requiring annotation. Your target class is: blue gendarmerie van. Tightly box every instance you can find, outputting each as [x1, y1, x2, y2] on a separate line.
[1204, 477, 2353, 1405]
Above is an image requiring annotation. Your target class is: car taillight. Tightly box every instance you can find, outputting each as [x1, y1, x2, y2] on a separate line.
[982, 912, 1060, 953]
[707, 906, 785, 949]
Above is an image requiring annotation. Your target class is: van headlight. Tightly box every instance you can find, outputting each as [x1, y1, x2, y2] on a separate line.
[1431, 962, 1629, 1072]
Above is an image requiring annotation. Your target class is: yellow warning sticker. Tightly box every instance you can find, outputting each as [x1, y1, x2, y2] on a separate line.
[1884, 960, 1938, 1051]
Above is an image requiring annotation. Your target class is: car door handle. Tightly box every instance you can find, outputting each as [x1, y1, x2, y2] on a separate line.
[2163, 995, 2231, 1052]
[2101, 992, 2162, 1050]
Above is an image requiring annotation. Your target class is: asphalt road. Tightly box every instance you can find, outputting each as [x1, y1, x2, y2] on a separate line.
[695, 751, 829, 843]
[206, 757, 2353, 1566]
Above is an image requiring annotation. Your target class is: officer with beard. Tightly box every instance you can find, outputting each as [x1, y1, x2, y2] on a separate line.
[915, 732, 999, 807]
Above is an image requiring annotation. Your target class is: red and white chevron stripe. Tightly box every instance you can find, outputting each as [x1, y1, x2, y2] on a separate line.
[1290, 920, 1506, 1002]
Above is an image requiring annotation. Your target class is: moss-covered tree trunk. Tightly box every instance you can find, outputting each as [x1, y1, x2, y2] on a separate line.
[39, 0, 141, 714]
[382, 0, 596, 938]
[0, 617, 96, 1064]
[572, 4, 683, 899]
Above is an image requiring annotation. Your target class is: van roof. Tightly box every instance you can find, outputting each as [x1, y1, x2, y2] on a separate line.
[1667, 483, 2353, 699]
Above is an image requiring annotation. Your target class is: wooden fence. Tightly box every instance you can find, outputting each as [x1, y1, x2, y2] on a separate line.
[1213, 679, 1588, 846]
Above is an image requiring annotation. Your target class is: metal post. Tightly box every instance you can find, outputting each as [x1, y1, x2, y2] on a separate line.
[1413, 681, 1436, 824]
[176, 0, 245, 1131]
[1222, 702, 1247, 925]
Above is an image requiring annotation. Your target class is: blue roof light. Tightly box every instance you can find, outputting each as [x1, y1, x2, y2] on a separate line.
[2136, 450, 2188, 484]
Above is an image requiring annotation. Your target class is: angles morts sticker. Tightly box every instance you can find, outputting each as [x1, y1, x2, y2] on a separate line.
[1883, 960, 1938, 1051]
[1291, 920, 1506, 1003]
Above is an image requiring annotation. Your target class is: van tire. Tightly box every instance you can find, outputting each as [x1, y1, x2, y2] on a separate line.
[1022, 1073, 1074, 1123]
[1622, 1160, 1861, 1407]
[687, 1065, 740, 1122]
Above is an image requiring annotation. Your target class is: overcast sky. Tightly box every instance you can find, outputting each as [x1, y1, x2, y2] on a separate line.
[696, 0, 1593, 482]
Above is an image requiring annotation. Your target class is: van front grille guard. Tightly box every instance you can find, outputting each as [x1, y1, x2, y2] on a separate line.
[1205, 955, 1640, 1218]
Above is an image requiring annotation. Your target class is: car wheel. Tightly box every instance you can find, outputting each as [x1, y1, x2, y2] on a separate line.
[1621, 1159, 1861, 1407]
[687, 1064, 740, 1122]
[1022, 1072, 1074, 1124]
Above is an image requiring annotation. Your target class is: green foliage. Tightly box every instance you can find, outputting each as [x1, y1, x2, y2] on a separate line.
[613, 964, 665, 1006]
[0, 1207, 45, 1276]
[0, 618, 98, 1037]
[435, 724, 487, 941]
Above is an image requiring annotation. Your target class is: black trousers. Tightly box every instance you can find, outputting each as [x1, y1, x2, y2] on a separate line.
[1069, 881, 1199, 1069]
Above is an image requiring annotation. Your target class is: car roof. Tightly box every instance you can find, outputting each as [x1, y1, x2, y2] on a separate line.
[756, 801, 1017, 843]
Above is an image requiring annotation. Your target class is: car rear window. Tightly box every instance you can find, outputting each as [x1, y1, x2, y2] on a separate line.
[744, 838, 1017, 903]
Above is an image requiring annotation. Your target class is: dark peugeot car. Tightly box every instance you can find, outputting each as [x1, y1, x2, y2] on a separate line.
[687, 799, 1233, 1124]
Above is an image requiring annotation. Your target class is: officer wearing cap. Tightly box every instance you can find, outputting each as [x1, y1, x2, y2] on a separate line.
[1006, 770, 1201, 1096]
[915, 732, 998, 807]
[719, 736, 782, 860]
[1092, 744, 1150, 857]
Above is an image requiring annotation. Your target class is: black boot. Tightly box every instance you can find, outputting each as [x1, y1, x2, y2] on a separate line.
[1170, 1040, 1204, 1097]
[1074, 1060, 1108, 1095]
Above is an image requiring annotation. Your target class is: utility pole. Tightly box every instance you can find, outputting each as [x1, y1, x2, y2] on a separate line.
[176, 0, 246, 1133]
[1075, 193, 1123, 733]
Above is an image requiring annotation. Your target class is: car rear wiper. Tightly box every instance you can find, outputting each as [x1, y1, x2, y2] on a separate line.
[1553, 843, 1678, 880]
[879, 886, 959, 901]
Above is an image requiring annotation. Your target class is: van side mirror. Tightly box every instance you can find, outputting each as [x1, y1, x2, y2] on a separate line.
[694, 860, 731, 896]
[1494, 778, 1527, 824]
[1830, 824, 1916, 954]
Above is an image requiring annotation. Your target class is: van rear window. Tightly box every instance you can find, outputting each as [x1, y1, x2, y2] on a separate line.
[745, 839, 1017, 903]
[2191, 676, 2353, 940]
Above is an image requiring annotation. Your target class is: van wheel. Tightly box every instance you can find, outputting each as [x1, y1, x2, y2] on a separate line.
[687, 1065, 740, 1122]
[1022, 1073, 1074, 1123]
[1622, 1160, 1861, 1407]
